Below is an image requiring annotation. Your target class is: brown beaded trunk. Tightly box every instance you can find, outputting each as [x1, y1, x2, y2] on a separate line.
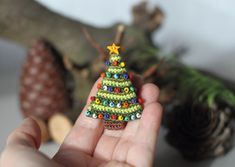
[103, 120, 127, 130]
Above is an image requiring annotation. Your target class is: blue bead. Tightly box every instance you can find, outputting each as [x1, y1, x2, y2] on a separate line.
[86, 111, 91, 117]
[104, 113, 110, 119]
[107, 86, 113, 92]
[131, 98, 137, 103]
[114, 74, 119, 79]
[109, 102, 115, 107]
[105, 60, 110, 66]
[123, 73, 128, 79]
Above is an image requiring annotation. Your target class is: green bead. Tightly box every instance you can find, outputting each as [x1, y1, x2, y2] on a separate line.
[124, 116, 130, 121]
[130, 86, 135, 92]
[106, 72, 111, 78]
[103, 100, 108, 106]
[87, 106, 92, 111]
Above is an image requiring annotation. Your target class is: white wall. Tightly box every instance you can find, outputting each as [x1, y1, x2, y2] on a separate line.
[25, 0, 235, 81]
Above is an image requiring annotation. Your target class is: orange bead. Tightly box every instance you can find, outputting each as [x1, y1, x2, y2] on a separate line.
[98, 113, 103, 119]
[100, 72, 106, 78]
[113, 61, 118, 66]
[97, 83, 102, 89]
[122, 101, 129, 108]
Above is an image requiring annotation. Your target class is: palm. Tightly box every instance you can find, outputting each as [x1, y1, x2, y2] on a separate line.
[53, 78, 162, 167]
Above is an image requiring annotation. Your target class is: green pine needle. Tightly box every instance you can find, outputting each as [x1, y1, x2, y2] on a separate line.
[177, 67, 235, 108]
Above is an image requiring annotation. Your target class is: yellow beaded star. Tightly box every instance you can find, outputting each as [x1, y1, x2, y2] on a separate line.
[107, 43, 120, 54]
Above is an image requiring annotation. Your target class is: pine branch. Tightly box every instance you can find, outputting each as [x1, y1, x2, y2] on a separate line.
[177, 67, 235, 108]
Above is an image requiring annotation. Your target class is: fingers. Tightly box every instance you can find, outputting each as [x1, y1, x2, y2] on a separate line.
[123, 83, 160, 137]
[141, 83, 160, 106]
[6, 117, 41, 149]
[54, 78, 104, 159]
[136, 102, 163, 148]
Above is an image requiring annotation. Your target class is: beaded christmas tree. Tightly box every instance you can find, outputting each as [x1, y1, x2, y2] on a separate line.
[85, 43, 144, 130]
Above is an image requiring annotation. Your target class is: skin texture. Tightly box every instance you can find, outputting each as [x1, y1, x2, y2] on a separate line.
[0, 78, 163, 167]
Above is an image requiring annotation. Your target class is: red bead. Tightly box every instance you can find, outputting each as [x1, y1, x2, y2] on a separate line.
[129, 72, 133, 80]
[97, 83, 102, 89]
[111, 114, 117, 120]
[138, 98, 144, 104]
[100, 72, 106, 78]
[98, 113, 103, 119]
[113, 61, 118, 66]
[114, 87, 121, 93]
[90, 96, 95, 101]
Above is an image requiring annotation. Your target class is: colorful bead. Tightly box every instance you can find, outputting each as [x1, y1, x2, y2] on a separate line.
[109, 101, 115, 107]
[85, 111, 91, 116]
[87, 106, 92, 111]
[117, 102, 122, 108]
[131, 98, 137, 103]
[103, 100, 108, 106]
[114, 87, 121, 93]
[95, 98, 100, 104]
[123, 73, 128, 79]
[106, 72, 111, 78]
[114, 74, 119, 79]
[105, 60, 110, 66]
[131, 115, 136, 120]
[124, 87, 129, 93]
[113, 61, 118, 66]
[122, 101, 129, 108]
[120, 62, 125, 67]
[129, 72, 133, 79]
[136, 113, 141, 119]
[98, 113, 103, 119]
[100, 72, 106, 78]
[103, 85, 108, 91]
[138, 98, 144, 104]
[92, 113, 98, 119]
[90, 96, 95, 101]
[97, 83, 102, 89]
[124, 116, 130, 121]
[111, 114, 117, 120]
[107, 86, 113, 92]
[130, 86, 135, 92]
[118, 115, 124, 121]
[104, 113, 110, 119]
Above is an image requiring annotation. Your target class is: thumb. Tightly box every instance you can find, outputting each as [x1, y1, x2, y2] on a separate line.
[6, 117, 41, 149]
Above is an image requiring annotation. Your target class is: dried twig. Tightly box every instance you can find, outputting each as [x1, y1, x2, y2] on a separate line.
[82, 27, 107, 60]
[142, 58, 165, 80]
[114, 24, 125, 46]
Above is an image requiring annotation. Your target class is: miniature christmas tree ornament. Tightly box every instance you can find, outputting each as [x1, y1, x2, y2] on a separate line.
[85, 43, 143, 130]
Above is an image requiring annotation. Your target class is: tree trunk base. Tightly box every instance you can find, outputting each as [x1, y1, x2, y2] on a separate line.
[103, 120, 127, 130]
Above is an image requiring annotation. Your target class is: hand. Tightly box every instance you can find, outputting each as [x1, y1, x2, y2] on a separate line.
[1, 78, 163, 167]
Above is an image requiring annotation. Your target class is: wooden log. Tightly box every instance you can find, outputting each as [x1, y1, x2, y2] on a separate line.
[48, 112, 80, 144]
[32, 117, 50, 143]
[0, 0, 163, 64]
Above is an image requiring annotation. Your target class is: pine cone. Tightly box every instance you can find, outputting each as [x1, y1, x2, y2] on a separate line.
[165, 101, 233, 160]
[20, 39, 71, 120]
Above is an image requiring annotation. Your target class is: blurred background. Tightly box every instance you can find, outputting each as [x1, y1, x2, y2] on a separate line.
[1, 0, 235, 166]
